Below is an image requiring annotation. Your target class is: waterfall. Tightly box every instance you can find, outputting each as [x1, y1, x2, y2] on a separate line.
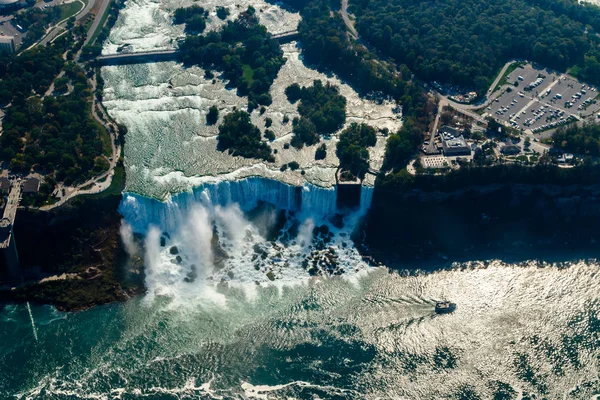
[120, 177, 340, 234]
[360, 185, 375, 213]
[119, 177, 377, 288]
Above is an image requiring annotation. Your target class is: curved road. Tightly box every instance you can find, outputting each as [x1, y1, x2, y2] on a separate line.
[40, 74, 121, 211]
[35, 0, 96, 48]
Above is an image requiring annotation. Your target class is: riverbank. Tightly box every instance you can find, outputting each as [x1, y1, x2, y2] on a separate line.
[4, 177, 600, 311]
[0, 167, 145, 312]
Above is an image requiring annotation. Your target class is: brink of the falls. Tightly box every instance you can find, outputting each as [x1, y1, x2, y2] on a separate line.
[119, 177, 374, 234]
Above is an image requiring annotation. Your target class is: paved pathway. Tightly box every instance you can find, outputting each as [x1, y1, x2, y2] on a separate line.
[29, 0, 93, 50]
[39, 4, 123, 211]
[340, 0, 358, 39]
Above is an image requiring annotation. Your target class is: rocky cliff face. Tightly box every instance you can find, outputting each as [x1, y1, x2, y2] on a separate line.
[363, 183, 600, 268]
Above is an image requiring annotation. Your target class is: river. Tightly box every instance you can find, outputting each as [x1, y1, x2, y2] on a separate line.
[3, 0, 598, 397]
[1, 260, 600, 399]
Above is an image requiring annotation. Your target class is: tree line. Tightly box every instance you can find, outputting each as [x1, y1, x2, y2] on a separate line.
[278, 0, 433, 180]
[0, 32, 110, 201]
[553, 122, 600, 156]
[351, 0, 600, 92]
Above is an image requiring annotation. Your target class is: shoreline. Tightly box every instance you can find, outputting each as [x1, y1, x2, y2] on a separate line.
[3, 179, 600, 311]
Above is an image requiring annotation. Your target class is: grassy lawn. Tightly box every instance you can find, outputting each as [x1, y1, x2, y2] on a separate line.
[242, 64, 254, 83]
[86, 0, 113, 46]
[58, 1, 84, 21]
[98, 121, 112, 157]
[95, 163, 124, 198]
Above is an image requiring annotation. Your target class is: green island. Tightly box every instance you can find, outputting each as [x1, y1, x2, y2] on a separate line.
[173, 5, 208, 34]
[217, 110, 275, 162]
[336, 123, 377, 180]
[179, 6, 286, 110]
[286, 80, 347, 148]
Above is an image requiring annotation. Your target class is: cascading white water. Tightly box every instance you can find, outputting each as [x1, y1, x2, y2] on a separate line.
[119, 177, 351, 234]
[120, 177, 377, 291]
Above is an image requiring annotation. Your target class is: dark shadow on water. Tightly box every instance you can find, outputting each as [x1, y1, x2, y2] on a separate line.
[361, 185, 600, 272]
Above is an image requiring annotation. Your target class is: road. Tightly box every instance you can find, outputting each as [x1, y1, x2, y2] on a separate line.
[96, 49, 179, 65]
[425, 100, 445, 153]
[38, 3, 123, 211]
[40, 74, 121, 211]
[340, 0, 358, 40]
[82, 0, 110, 47]
[487, 61, 515, 95]
[33, 0, 91, 48]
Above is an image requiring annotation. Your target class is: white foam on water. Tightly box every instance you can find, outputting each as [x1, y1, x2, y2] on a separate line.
[122, 178, 376, 305]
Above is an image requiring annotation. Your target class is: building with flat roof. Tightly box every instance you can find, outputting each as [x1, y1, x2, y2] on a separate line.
[439, 126, 471, 156]
[0, 36, 15, 54]
[22, 177, 40, 193]
[501, 144, 521, 155]
[441, 135, 471, 156]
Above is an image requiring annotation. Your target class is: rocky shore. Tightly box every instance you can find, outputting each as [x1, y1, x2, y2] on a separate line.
[0, 182, 145, 312]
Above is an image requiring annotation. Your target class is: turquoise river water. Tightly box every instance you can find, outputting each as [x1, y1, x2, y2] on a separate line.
[1, 261, 600, 399]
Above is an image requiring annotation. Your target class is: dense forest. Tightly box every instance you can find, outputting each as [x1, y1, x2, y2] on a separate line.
[351, 0, 600, 91]
[217, 110, 275, 161]
[286, 80, 347, 148]
[179, 7, 286, 110]
[553, 122, 600, 156]
[336, 123, 377, 180]
[0, 29, 110, 193]
[1, 60, 109, 185]
[278, 0, 433, 176]
[0, 45, 65, 105]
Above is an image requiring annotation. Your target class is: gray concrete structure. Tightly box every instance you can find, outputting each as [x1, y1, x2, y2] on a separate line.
[0, 35, 15, 54]
[438, 126, 471, 156]
[96, 31, 300, 66]
[96, 49, 179, 65]
[0, 182, 20, 277]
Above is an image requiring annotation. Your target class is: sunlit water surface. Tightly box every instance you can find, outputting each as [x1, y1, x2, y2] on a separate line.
[2, 261, 600, 399]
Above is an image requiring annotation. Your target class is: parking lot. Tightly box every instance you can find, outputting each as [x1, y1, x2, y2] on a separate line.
[484, 64, 600, 133]
[0, 20, 22, 48]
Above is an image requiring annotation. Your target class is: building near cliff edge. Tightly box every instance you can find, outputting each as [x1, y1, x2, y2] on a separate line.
[439, 125, 471, 156]
[22, 177, 40, 193]
[0, 36, 15, 54]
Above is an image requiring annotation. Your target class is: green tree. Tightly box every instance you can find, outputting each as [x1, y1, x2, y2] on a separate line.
[336, 123, 377, 179]
[217, 110, 274, 161]
[207, 105, 219, 125]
